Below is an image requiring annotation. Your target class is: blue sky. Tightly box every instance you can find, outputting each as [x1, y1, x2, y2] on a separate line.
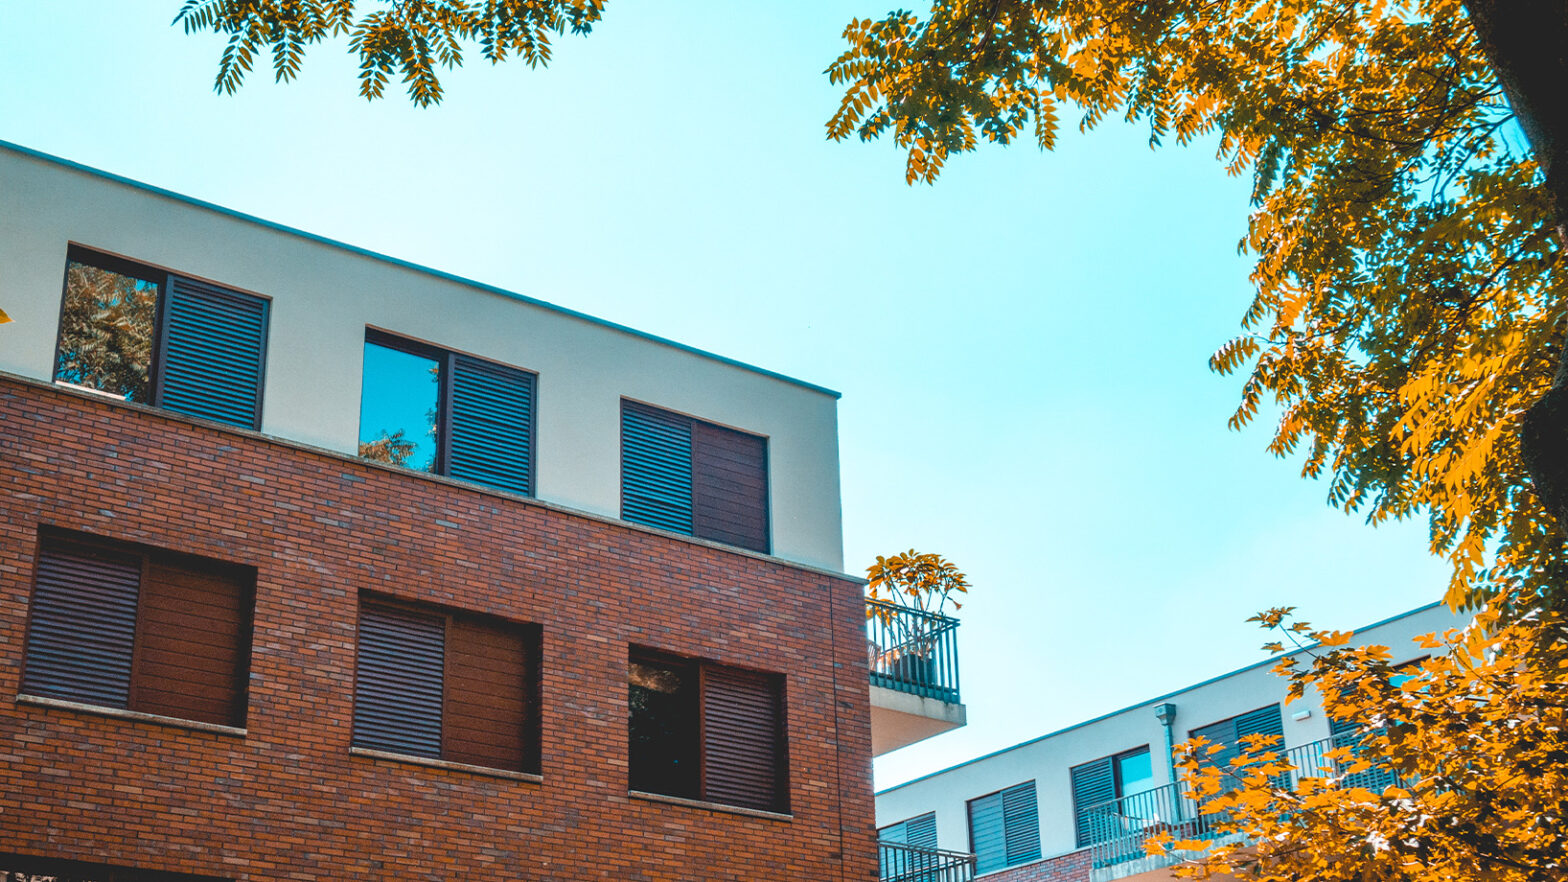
[0, 2, 1450, 787]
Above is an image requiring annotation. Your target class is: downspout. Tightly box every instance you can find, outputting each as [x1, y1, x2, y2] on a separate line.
[1155, 703, 1179, 820]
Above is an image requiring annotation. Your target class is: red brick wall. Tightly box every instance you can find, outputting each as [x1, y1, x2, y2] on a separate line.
[0, 376, 877, 882]
[984, 849, 1092, 882]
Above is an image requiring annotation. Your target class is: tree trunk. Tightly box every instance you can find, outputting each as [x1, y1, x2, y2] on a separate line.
[1461, 0, 1568, 535]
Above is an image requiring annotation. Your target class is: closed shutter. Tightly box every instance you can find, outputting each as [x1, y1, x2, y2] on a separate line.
[1330, 714, 1397, 792]
[904, 811, 938, 849]
[968, 791, 1006, 873]
[22, 542, 141, 707]
[1330, 715, 1359, 739]
[1002, 781, 1041, 865]
[1071, 757, 1118, 846]
[354, 604, 445, 759]
[691, 421, 769, 553]
[444, 615, 532, 772]
[158, 277, 268, 429]
[622, 401, 693, 534]
[1235, 704, 1283, 750]
[1190, 717, 1239, 769]
[446, 355, 535, 495]
[133, 557, 252, 726]
[702, 665, 784, 812]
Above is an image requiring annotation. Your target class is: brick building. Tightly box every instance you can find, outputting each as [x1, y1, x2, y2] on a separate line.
[0, 141, 964, 881]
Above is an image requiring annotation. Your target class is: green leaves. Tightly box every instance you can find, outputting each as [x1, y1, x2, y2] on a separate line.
[176, 0, 606, 106]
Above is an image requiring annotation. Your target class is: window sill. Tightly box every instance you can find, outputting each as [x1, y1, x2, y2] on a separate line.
[16, 694, 246, 737]
[349, 746, 543, 783]
[628, 789, 792, 822]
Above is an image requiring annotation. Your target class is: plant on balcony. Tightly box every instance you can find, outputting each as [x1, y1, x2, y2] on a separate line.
[866, 550, 967, 688]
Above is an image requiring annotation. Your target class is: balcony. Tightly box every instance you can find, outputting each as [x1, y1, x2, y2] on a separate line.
[1082, 735, 1405, 881]
[878, 840, 977, 882]
[867, 599, 966, 755]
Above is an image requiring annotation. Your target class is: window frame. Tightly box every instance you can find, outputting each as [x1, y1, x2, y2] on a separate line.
[351, 593, 543, 775]
[360, 329, 539, 496]
[21, 528, 256, 729]
[619, 399, 771, 553]
[1070, 745, 1155, 847]
[52, 244, 271, 430]
[627, 647, 790, 814]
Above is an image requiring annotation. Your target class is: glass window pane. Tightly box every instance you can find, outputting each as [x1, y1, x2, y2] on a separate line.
[54, 260, 159, 402]
[1116, 749, 1156, 796]
[359, 340, 442, 472]
[628, 656, 699, 799]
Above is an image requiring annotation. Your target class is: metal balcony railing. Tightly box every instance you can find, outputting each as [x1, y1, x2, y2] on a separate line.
[1285, 733, 1407, 793]
[866, 599, 961, 702]
[1083, 780, 1214, 872]
[877, 840, 977, 882]
[1082, 735, 1407, 875]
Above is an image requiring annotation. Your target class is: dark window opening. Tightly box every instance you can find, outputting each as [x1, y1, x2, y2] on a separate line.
[627, 649, 788, 813]
[52, 246, 269, 429]
[628, 654, 700, 800]
[353, 597, 541, 774]
[621, 400, 769, 553]
[22, 530, 255, 728]
[358, 331, 536, 496]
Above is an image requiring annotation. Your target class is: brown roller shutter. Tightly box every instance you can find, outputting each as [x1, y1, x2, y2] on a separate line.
[22, 540, 141, 707]
[444, 615, 536, 772]
[701, 665, 785, 812]
[133, 557, 253, 726]
[691, 421, 769, 553]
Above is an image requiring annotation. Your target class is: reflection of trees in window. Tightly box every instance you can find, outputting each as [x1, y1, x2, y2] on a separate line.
[357, 429, 417, 466]
[358, 339, 442, 472]
[54, 261, 159, 402]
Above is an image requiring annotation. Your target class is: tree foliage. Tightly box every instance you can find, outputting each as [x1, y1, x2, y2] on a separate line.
[1152, 608, 1568, 880]
[826, 0, 1567, 611]
[175, 0, 605, 105]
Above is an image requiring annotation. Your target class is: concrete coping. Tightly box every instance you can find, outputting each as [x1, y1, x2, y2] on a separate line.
[349, 746, 545, 783]
[16, 693, 247, 737]
[628, 789, 794, 822]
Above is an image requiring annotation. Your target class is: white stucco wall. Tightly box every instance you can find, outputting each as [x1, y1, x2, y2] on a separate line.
[0, 144, 845, 572]
[874, 602, 1468, 862]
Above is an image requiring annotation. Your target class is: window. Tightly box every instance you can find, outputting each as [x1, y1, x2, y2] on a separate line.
[53, 246, 269, 429]
[358, 331, 537, 496]
[21, 531, 255, 727]
[879, 812, 938, 880]
[621, 400, 769, 553]
[967, 781, 1040, 873]
[1070, 747, 1158, 847]
[1189, 704, 1285, 771]
[628, 649, 787, 813]
[1326, 657, 1427, 792]
[352, 598, 541, 773]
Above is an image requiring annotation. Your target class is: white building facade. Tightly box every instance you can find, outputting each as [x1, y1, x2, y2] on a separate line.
[875, 602, 1467, 882]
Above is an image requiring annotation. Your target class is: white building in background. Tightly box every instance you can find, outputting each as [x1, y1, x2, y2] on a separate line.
[874, 602, 1466, 882]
